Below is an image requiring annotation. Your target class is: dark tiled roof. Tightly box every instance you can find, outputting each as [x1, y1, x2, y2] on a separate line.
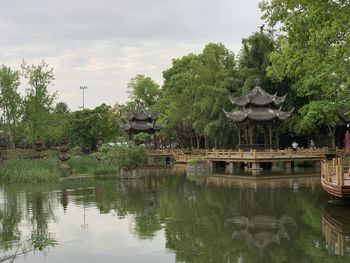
[122, 121, 163, 132]
[223, 107, 293, 123]
[128, 103, 160, 121]
[230, 86, 287, 107]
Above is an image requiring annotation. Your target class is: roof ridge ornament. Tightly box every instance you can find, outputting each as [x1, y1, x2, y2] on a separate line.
[255, 78, 261, 87]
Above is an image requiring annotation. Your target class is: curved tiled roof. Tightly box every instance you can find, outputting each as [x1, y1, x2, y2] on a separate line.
[230, 86, 287, 107]
[223, 107, 293, 123]
[122, 121, 163, 132]
[128, 103, 160, 121]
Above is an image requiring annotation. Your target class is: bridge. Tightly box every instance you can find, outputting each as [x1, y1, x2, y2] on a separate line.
[149, 147, 337, 172]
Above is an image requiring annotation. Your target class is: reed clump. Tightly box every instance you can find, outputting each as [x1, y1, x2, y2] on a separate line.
[0, 158, 60, 182]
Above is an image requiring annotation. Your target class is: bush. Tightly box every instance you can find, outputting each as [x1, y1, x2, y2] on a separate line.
[98, 141, 148, 170]
[70, 146, 83, 156]
[68, 155, 99, 174]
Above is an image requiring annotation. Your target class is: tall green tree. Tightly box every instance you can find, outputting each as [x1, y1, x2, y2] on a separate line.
[155, 53, 199, 148]
[127, 74, 162, 108]
[260, 0, 350, 147]
[22, 61, 57, 144]
[0, 65, 22, 148]
[238, 30, 275, 93]
[192, 43, 239, 148]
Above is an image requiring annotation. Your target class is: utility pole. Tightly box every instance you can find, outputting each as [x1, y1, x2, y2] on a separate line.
[79, 86, 87, 109]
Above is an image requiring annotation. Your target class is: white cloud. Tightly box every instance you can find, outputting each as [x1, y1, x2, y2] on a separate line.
[0, 0, 263, 110]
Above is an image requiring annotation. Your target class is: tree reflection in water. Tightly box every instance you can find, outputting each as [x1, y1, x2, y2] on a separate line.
[0, 184, 58, 262]
[1, 171, 350, 262]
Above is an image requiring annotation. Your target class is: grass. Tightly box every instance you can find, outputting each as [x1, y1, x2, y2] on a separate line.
[0, 158, 60, 183]
[68, 155, 99, 175]
[0, 152, 118, 182]
[93, 166, 118, 176]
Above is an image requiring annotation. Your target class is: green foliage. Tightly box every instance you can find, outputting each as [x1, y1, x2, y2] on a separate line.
[66, 104, 120, 152]
[238, 31, 276, 93]
[68, 155, 99, 175]
[260, 0, 350, 146]
[21, 61, 57, 145]
[127, 74, 162, 107]
[0, 65, 22, 149]
[298, 101, 338, 133]
[187, 157, 208, 164]
[4, 149, 58, 159]
[55, 101, 69, 114]
[0, 158, 60, 182]
[93, 166, 118, 176]
[98, 141, 148, 170]
[70, 146, 83, 155]
[155, 43, 239, 148]
[133, 132, 150, 144]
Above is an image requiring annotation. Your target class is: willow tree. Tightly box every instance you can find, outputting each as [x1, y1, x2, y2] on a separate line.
[260, 0, 350, 147]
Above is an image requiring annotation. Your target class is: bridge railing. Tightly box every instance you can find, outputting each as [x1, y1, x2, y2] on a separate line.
[205, 147, 331, 159]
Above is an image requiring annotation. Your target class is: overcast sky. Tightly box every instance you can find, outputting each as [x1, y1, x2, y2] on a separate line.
[0, 0, 263, 110]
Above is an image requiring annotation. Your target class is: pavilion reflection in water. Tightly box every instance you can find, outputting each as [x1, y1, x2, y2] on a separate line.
[227, 214, 295, 252]
[322, 202, 350, 256]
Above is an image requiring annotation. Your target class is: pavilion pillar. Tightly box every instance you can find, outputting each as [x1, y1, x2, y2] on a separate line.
[238, 125, 241, 148]
[263, 126, 267, 148]
[248, 124, 253, 148]
[268, 125, 273, 149]
[246, 125, 249, 145]
[275, 123, 279, 149]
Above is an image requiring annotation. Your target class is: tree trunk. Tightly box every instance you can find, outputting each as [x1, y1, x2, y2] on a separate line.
[196, 135, 200, 149]
[327, 124, 336, 148]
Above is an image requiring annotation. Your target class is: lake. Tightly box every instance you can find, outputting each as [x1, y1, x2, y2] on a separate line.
[1, 167, 349, 262]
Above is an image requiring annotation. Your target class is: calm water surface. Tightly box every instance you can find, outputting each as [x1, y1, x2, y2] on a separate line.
[1, 168, 349, 263]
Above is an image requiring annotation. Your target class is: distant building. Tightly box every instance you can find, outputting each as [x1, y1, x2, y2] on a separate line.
[122, 102, 163, 136]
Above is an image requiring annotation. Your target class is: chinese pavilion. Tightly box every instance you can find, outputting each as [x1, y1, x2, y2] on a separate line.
[122, 102, 162, 136]
[223, 80, 293, 149]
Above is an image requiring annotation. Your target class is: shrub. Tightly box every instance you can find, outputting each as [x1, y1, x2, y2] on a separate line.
[98, 141, 148, 170]
[68, 155, 99, 174]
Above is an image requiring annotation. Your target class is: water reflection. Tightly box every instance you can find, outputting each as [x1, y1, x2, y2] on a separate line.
[1, 170, 350, 262]
[322, 201, 350, 256]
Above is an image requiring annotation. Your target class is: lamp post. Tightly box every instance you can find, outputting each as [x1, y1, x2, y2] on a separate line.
[80, 86, 87, 109]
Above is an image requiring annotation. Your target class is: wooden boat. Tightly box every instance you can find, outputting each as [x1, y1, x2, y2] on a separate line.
[321, 158, 350, 198]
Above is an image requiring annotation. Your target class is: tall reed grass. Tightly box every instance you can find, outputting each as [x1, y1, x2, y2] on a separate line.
[68, 156, 99, 175]
[0, 158, 60, 182]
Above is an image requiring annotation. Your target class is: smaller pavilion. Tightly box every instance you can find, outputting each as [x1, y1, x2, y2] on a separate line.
[122, 102, 162, 136]
[223, 79, 293, 149]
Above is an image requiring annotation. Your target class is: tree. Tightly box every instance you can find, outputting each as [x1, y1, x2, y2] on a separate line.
[191, 43, 239, 148]
[55, 101, 69, 114]
[238, 30, 275, 93]
[127, 75, 162, 108]
[66, 104, 119, 152]
[260, 0, 350, 147]
[21, 61, 57, 145]
[154, 53, 199, 148]
[0, 65, 22, 148]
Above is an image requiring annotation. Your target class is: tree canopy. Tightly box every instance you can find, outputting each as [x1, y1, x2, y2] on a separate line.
[260, 0, 350, 146]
